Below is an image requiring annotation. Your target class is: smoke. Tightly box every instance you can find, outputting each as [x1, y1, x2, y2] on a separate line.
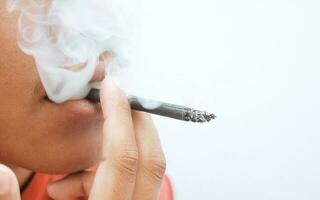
[7, 0, 140, 103]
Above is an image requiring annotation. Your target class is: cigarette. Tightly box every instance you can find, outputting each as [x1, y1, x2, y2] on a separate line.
[86, 88, 216, 123]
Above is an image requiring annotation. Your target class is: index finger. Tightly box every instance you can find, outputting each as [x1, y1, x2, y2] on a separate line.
[89, 77, 138, 200]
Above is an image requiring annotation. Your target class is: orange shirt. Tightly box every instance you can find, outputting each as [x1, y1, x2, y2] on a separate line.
[22, 173, 174, 200]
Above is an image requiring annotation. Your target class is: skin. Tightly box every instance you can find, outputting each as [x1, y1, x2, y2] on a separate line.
[0, 4, 104, 174]
[0, 2, 166, 199]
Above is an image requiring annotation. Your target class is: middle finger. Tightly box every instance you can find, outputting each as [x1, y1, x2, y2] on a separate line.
[131, 112, 166, 200]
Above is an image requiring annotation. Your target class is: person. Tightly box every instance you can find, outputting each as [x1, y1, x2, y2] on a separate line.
[0, 2, 173, 200]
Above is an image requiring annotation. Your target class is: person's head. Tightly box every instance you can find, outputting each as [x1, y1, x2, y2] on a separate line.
[0, 1, 105, 174]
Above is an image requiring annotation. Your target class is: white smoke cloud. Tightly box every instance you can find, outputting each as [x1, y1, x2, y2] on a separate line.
[7, 0, 140, 103]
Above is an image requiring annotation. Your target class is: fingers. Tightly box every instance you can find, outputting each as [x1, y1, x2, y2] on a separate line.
[131, 112, 166, 200]
[90, 77, 138, 200]
[47, 171, 94, 199]
[90, 51, 111, 83]
[52, 78, 166, 200]
[0, 165, 21, 200]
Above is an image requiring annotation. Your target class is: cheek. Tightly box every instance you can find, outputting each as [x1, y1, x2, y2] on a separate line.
[0, 36, 43, 164]
[0, 8, 42, 105]
[0, 50, 44, 146]
[0, 10, 104, 173]
[0, 26, 42, 115]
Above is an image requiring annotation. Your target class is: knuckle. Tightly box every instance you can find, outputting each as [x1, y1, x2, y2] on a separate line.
[101, 89, 131, 119]
[109, 94, 130, 112]
[142, 153, 167, 181]
[113, 148, 139, 176]
[114, 100, 131, 114]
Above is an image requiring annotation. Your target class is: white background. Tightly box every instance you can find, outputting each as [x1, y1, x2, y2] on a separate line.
[136, 0, 320, 199]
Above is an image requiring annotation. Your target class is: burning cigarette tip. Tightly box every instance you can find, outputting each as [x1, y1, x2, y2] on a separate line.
[184, 110, 216, 123]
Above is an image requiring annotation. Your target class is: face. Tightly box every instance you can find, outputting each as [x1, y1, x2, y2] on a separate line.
[0, 3, 104, 174]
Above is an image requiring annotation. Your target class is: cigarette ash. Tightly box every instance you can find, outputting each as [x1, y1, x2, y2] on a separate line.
[184, 109, 216, 123]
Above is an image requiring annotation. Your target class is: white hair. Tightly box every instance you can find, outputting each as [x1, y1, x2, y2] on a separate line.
[6, 0, 140, 103]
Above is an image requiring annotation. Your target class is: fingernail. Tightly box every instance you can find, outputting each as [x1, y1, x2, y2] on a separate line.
[0, 169, 10, 195]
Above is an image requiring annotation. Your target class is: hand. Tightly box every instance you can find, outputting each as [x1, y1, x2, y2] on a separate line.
[0, 164, 21, 200]
[47, 77, 167, 200]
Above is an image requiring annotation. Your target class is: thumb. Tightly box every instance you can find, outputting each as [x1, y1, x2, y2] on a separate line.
[0, 165, 20, 200]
